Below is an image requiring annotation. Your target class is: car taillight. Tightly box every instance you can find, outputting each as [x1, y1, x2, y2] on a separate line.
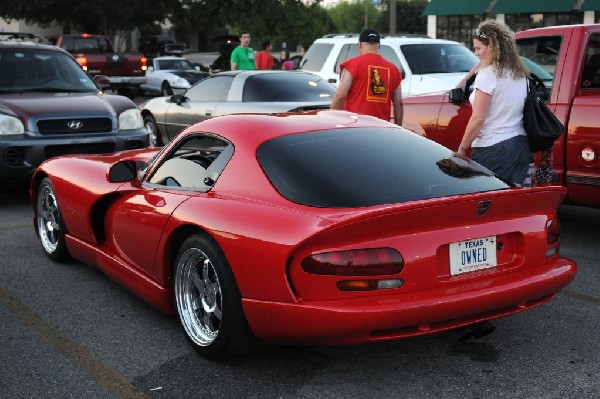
[76, 56, 88, 71]
[141, 57, 148, 71]
[545, 217, 561, 257]
[546, 218, 561, 245]
[301, 248, 404, 276]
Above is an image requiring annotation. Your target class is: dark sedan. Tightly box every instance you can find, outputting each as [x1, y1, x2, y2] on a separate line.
[140, 70, 335, 146]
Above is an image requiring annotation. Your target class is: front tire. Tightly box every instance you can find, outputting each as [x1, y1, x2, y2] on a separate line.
[161, 81, 173, 96]
[36, 177, 70, 262]
[173, 233, 258, 359]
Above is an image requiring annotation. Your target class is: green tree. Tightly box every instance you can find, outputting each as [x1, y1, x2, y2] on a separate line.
[328, 0, 379, 33]
[375, 0, 427, 35]
[175, 0, 326, 51]
[0, 0, 181, 39]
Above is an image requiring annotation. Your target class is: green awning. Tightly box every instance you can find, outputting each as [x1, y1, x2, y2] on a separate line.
[491, 0, 577, 14]
[580, 0, 600, 11]
[422, 0, 491, 16]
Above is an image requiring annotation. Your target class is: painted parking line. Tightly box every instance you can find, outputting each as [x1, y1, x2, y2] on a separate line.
[0, 288, 149, 399]
[0, 224, 31, 231]
[562, 289, 600, 305]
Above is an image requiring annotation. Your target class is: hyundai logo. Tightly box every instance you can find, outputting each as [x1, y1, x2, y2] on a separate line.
[67, 120, 84, 130]
[476, 200, 491, 216]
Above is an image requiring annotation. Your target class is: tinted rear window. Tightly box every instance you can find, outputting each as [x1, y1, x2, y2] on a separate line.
[257, 128, 509, 208]
[243, 73, 336, 102]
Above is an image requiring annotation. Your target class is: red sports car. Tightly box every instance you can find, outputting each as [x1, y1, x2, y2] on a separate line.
[31, 110, 576, 359]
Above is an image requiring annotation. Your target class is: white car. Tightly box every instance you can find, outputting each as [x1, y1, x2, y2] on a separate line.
[300, 34, 479, 97]
[140, 56, 209, 96]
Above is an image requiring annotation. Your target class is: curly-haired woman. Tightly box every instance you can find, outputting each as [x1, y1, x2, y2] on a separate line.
[456, 19, 531, 186]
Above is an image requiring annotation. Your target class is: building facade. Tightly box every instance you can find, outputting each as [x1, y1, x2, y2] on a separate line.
[423, 0, 600, 46]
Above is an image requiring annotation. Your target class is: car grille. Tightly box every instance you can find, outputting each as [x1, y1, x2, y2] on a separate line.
[37, 118, 113, 134]
[44, 143, 115, 158]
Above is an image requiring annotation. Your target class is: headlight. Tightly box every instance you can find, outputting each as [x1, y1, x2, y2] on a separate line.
[0, 114, 25, 135]
[118, 109, 143, 130]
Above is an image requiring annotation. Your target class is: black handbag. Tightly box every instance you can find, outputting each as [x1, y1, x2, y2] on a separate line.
[523, 77, 564, 153]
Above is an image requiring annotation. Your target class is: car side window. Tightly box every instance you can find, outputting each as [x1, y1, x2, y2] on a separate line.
[581, 33, 600, 89]
[147, 134, 233, 191]
[517, 37, 561, 98]
[379, 45, 404, 77]
[185, 75, 234, 102]
[334, 44, 355, 74]
[300, 43, 334, 71]
[334, 43, 405, 77]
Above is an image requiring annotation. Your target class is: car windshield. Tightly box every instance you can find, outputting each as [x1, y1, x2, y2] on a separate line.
[401, 43, 479, 74]
[258, 128, 509, 208]
[242, 73, 336, 102]
[157, 59, 194, 70]
[0, 48, 99, 93]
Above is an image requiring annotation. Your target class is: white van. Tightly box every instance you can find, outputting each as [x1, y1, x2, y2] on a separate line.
[299, 34, 479, 97]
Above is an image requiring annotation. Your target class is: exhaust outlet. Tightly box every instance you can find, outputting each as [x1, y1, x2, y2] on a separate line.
[455, 321, 496, 342]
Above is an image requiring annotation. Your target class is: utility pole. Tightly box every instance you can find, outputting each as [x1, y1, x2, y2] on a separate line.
[390, 0, 396, 34]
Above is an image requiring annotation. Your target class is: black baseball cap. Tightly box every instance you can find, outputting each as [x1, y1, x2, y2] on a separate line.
[359, 28, 380, 43]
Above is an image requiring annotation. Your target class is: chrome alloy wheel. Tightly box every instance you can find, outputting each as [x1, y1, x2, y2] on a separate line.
[175, 248, 223, 346]
[144, 117, 159, 147]
[37, 184, 61, 254]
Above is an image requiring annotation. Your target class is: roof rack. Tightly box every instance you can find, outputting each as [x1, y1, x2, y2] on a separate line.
[321, 32, 431, 39]
[321, 33, 359, 38]
[0, 32, 50, 44]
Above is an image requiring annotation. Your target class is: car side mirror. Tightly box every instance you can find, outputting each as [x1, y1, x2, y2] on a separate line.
[108, 160, 140, 184]
[448, 88, 465, 104]
[168, 94, 185, 104]
[94, 75, 111, 91]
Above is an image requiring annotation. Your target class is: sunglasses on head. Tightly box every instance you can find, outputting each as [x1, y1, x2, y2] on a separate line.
[474, 28, 489, 42]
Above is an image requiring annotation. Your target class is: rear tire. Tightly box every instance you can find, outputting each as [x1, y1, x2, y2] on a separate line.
[36, 177, 70, 262]
[173, 233, 260, 359]
[144, 115, 162, 147]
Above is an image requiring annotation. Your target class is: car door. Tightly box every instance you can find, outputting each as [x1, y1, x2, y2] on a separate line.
[164, 75, 234, 140]
[106, 133, 232, 277]
[105, 188, 190, 276]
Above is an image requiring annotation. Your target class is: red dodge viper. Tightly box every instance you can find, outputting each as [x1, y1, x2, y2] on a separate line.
[31, 110, 576, 359]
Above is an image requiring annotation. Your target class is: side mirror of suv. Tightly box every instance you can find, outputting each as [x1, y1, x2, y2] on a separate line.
[448, 88, 465, 104]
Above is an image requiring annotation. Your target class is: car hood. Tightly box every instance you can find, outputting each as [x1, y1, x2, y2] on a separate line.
[0, 92, 135, 120]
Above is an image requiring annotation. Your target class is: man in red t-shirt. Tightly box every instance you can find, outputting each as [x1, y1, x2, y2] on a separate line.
[255, 39, 275, 70]
[331, 29, 403, 124]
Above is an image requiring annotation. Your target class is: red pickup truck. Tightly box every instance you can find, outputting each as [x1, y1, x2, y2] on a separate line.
[49, 34, 147, 97]
[402, 24, 600, 209]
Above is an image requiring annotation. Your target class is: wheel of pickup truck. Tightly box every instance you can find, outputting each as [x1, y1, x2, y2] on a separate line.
[161, 81, 174, 97]
[144, 115, 163, 147]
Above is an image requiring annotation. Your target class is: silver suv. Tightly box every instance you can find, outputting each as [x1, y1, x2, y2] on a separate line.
[300, 34, 479, 97]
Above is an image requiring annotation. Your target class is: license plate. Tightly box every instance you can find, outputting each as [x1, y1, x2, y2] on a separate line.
[449, 236, 497, 275]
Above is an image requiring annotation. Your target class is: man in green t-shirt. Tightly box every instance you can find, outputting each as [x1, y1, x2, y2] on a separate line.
[230, 31, 256, 70]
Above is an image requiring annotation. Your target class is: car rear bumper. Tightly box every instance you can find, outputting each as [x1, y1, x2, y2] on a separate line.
[108, 76, 147, 88]
[1, 129, 148, 180]
[242, 258, 576, 345]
